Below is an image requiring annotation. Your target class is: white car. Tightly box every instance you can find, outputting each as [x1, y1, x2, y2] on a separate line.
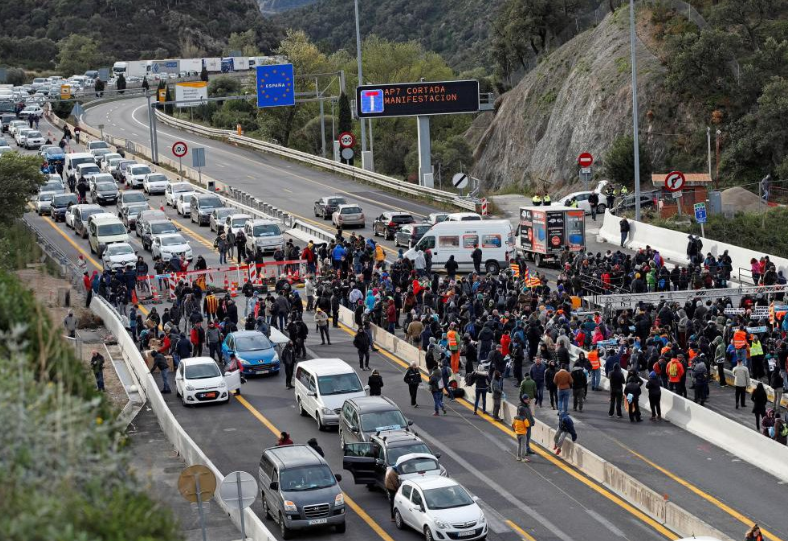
[165, 182, 194, 207]
[175, 193, 192, 216]
[18, 105, 43, 118]
[8, 120, 27, 136]
[152, 233, 193, 261]
[427, 213, 450, 225]
[394, 477, 487, 541]
[15, 128, 33, 147]
[558, 191, 595, 214]
[66, 204, 101, 229]
[88, 173, 115, 192]
[86, 140, 110, 153]
[23, 130, 45, 149]
[124, 164, 152, 189]
[175, 357, 239, 406]
[143, 173, 169, 194]
[35, 192, 54, 215]
[101, 242, 137, 270]
[91, 148, 113, 167]
[100, 153, 122, 172]
[223, 213, 251, 236]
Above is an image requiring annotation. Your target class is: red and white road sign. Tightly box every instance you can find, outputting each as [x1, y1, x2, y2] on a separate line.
[578, 152, 593, 168]
[172, 141, 188, 157]
[664, 171, 686, 192]
[338, 132, 355, 149]
[481, 197, 488, 216]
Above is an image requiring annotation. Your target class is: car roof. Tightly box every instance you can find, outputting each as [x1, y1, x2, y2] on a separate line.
[76, 162, 99, 168]
[249, 218, 277, 225]
[91, 214, 123, 224]
[337, 203, 361, 209]
[231, 330, 265, 338]
[181, 356, 220, 367]
[265, 444, 325, 468]
[404, 476, 458, 490]
[372, 430, 424, 447]
[296, 358, 355, 376]
[347, 395, 398, 412]
[67, 152, 93, 159]
[148, 219, 174, 226]
[159, 233, 185, 240]
[228, 213, 251, 219]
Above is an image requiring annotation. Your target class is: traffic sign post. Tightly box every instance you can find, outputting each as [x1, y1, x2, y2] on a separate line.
[219, 471, 257, 540]
[338, 131, 355, 149]
[452, 172, 469, 194]
[664, 171, 686, 192]
[193, 147, 206, 187]
[694, 202, 707, 237]
[178, 465, 216, 541]
[578, 153, 593, 191]
[172, 141, 188, 180]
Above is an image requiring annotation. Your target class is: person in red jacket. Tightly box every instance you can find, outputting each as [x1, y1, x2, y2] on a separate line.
[83, 272, 93, 307]
[190, 322, 205, 357]
[666, 357, 685, 394]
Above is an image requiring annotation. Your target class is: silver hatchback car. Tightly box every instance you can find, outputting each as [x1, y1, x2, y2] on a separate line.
[332, 204, 365, 228]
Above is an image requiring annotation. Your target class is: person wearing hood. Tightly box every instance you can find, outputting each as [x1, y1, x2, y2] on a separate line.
[624, 372, 643, 422]
[752, 382, 768, 431]
[646, 371, 662, 420]
[571, 362, 587, 412]
[692, 355, 709, 405]
[307, 438, 324, 457]
[712, 335, 727, 386]
[553, 412, 577, 456]
[608, 363, 625, 418]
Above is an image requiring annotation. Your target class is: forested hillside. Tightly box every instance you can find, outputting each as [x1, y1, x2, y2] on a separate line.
[0, 0, 282, 71]
[271, 0, 505, 69]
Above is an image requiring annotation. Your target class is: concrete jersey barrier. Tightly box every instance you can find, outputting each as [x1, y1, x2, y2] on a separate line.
[334, 305, 734, 541]
[90, 297, 277, 541]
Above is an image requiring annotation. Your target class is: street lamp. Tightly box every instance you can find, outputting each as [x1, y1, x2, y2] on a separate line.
[629, 0, 642, 221]
[354, 0, 367, 162]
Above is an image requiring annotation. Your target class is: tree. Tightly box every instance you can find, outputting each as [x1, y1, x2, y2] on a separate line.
[200, 66, 209, 82]
[0, 154, 45, 226]
[208, 76, 241, 98]
[664, 29, 738, 98]
[4, 68, 26, 86]
[604, 135, 652, 187]
[337, 92, 352, 134]
[433, 136, 474, 183]
[225, 30, 259, 56]
[116, 74, 126, 95]
[56, 35, 103, 76]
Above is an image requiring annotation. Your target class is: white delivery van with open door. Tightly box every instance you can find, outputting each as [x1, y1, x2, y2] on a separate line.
[403, 219, 515, 274]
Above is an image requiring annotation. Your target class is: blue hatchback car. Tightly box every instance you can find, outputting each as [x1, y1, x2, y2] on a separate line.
[222, 330, 280, 376]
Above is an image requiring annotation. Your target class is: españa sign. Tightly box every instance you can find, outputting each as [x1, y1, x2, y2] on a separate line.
[356, 80, 479, 118]
[256, 64, 295, 108]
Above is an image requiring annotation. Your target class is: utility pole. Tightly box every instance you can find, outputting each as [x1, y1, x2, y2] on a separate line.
[629, 0, 642, 221]
[354, 0, 367, 163]
[715, 129, 721, 189]
[706, 126, 712, 180]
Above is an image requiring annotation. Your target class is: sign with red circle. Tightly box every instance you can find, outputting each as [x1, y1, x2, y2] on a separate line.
[172, 141, 188, 158]
[664, 171, 686, 192]
[578, 152, 593, 168]
[551, 235, 561, 246]
[338, 132, 355, 149]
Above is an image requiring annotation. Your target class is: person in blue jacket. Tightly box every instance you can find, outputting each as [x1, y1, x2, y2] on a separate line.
[553, 412, 577, 456]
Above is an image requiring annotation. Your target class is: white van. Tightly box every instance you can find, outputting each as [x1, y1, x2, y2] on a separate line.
[64, 152, 96, 180]
[243, 219, 284, 255]
[88, 214, 129, 256]
[294, 358, 368, 430]
[404, 219, 515, 274]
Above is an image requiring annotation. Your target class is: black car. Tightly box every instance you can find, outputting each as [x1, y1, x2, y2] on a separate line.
[190, 193, 223, 226]
[91, 182, 119, 205]
[394, 223, 432, 248]
[140, 220, 179, 251]
[49, 193, 79, 222]
[612, 193, 659, 215]
[373, 212, 416, 240]
[314, 196, 347, 220]
[121, 203, 149, 230]
[1, 113, 16, 132]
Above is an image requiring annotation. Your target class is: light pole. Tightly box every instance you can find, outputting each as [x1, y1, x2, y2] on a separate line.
[354, 0, 367, 162]
[629, 0, 642, 221]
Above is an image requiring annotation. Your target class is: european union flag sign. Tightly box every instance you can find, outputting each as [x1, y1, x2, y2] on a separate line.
[360, 89, 384, 114]
[256, 64, 295, 108]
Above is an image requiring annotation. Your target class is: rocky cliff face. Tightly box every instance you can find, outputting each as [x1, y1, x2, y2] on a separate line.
[472, 9, 668, 191]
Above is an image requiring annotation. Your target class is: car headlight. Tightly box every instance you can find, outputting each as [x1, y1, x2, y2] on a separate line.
[321, 407, 333, 415]
[283, 500, 297, 513]
[334, 493, 344, 506]
[238, 358, 249, 366]
[185, 384, 194, 391]
[479, 514, 486, 525]
[435, 520, 448, 530]
[218, 381, 226, 388]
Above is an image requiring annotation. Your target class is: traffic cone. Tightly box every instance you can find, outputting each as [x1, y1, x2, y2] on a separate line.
[223, 276, 229, 293]
[229, 281, 238, 297]
[150, 283, 161, 304]
[131, 289, 139, 304]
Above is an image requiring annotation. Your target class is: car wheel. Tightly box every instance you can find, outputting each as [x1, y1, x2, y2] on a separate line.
[335, 522, 346, 533]
[425, 526, 435, 541]
[316, 412, 325, 431]
[394, 509, 405, 530]
[279, 514, 292, 540]
[485, 261, 500, 274]
[181, 392, 189, 407]
[297, 397, 307, 417]
[373, 226, 379, 237]
[262, 493, 272, 520]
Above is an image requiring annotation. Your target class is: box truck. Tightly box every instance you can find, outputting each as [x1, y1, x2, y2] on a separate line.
[112, 61, 148, 78]
[203, 57, 222, 73]
[180, 58, 202, 75]
[516, 206, 586, 267]
[221, 57, 249, 72]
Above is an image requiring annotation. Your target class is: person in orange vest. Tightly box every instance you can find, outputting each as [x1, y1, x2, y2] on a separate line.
[732, 325, 749, 365]
[666, 357, 685, 394]
[446, 323, 460, 374]
[588, 347, 601, 390]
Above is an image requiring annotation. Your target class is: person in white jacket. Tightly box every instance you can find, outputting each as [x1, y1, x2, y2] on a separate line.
[732, 358, 750, 409]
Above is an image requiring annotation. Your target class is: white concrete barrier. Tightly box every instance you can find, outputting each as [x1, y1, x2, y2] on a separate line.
[337, 306, 733, 541]
[90, 297, 277, 541]
[597, 210, 788, 278]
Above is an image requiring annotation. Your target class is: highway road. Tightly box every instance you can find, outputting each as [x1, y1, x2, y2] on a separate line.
[19, 107, 788, 541]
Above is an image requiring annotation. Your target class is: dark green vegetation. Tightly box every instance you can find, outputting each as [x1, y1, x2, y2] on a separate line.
[605, 135, 653, 188]
[272, 0, 505, 70]
[0, 0, 282, 73]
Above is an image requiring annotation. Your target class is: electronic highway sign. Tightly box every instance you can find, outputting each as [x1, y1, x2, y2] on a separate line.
[356, 80, 480, 118]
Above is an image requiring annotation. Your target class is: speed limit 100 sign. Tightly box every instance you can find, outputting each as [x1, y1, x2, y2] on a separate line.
[338, 132, 355, 149]
[172, 141, 188, 158]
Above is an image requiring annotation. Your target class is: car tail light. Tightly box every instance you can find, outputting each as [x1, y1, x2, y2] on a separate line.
[388, 221, 396, 227]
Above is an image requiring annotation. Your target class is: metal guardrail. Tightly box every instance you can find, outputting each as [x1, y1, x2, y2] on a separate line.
[154, 110, 478, 211]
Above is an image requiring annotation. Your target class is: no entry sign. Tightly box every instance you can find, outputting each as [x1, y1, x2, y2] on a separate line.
[578, 152, 593, 168]
[172, 141, 188, 158]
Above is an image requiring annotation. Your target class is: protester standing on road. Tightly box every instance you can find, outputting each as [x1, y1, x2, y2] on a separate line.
[404, 362, 421, 407]
[619, 217, 630, 247]
[733, 358, 750, 409]
[517, 394, 536, 457]
[608, 363, 625, 417]
[646, 371, 662, 420]
[625, 372, 643, 422]
[571, 361, 587, 411]
[63, 309, 78, 338]
[529, 357, 546, 407]
[588, 191, 599, 221]
[472, 367, 488, 415]
[150, 352, 171, 393]
[282, 340, 295, 389]
[354, 327, 371, 370]
[491, 370, 504, 421]
[471, 244, 482, 274]
[429, 365, 446, 416]
[90, 350, 105, 392]
[512, 409, 531, 462]
[554, 363, 572, 416]
[384, 464, 400, 520]
[235, 229, 247, 264]
[769, 369, 784, 413]
[315, 307, 331, 345]
[368, 369, 383, 396]
[752, 383, 768, 431]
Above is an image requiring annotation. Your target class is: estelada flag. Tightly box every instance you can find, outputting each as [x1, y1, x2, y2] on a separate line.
[510, 263, 520, 277]
[194, 274, 207, 291]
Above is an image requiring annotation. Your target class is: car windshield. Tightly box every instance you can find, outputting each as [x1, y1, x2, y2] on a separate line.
[341, 207, 361, 214]
[126, 205, 147, 216]
[172, 184, 192, 193]
[398, 456, 439, 474]
[123, 193, 146, 203]
[97, 183, 117, 192]
[71, 157, 94, 167]
[360, 410, 407, 432]
[151, 223, 177, 234]
[185, 363, 221, 379]
[27, 131, 42, 138]
[317, 373, 363, 396]
[253, 224, 281, 237]
[42, 182, 63, 191]
[414, 225, 431, 235]
[231, 217, 249, 227]
[80, 166, 100, 175]
[388, 444, 432, 466]
[53, 194, 78, 206]
[82, 208, 103, 220]
[160, 235, 186, 246]
[147, 174, 167, 182]
[130, 166, 151, 175]
[327, 197, 346, 206]
[215, 208, 233, 219]
[279, 465, 336, 492]
[38, 193, 53, 201]
[90, 142, 110, 150]
[106, 244, 134, 256]
[235, 334, 272, 351]
[423, 485, 474, 510]
[199, 196, 221, 209]
[97, 223, 126, 236]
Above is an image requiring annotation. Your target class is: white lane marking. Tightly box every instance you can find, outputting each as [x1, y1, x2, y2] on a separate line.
[584, 509, 626, 538]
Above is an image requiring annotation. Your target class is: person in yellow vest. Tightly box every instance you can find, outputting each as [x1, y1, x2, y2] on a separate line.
[447, 322, 460, 374]
[749, 334, 765, 380]
[543, 194, 551, 206]
[620, 185, 629, 196]
[532, 194, 542, 206]
[568, 197, 578, 208]
[374, 243, 385, 270]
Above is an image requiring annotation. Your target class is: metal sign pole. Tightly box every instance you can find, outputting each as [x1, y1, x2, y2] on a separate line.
[195, 476, 208, 541]
[179, 156, 183, 181]
[236, 471, 246, 538]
